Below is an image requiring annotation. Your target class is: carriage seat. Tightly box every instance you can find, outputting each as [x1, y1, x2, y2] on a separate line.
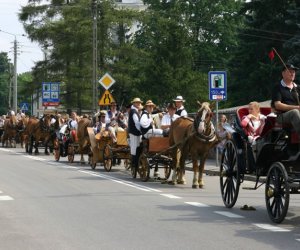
[237, 107, 272, 138]
[237, 107, 300, 143]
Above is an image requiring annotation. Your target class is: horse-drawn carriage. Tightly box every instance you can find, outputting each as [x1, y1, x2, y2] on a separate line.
[88, 128, 130, 171]
[133, 137, 173, 181]
[220, 107, 300, 223]
[53, 126, 80, 163]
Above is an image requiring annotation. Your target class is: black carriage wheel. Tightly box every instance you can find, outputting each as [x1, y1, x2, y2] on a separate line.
[265, 162, 290, 224]
[138, 154, 150, 182]
[220, 140, 241, 208]
[103, 144, 113, 172]
[164, 164, 172, 180]
[67, 145, 75, 163]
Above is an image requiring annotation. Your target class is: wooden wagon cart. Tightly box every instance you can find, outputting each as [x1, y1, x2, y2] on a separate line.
[88, 128, 130, 172]
[134, 137, 173, 182]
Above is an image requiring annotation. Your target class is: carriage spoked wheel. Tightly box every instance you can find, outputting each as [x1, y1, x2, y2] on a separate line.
[265, 162, 290, 224]
[164, 164, 172, 180]
[220, 140, 241, 208]
[103, 144, 113, 172]
[67, 145, 75, 163]
[138, 154, 150, 182]
[124, 158, 131, 170]
[53, 138, 60, 162]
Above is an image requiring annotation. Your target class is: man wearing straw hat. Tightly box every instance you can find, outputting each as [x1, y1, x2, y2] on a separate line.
[140, 100, 163, 139]
[173, 95, 188, 117]
[271, 64, 300, 137]
[128, 97, 143, 176]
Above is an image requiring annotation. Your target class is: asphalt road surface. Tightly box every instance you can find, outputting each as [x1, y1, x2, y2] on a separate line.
[0, 147, 300, 250]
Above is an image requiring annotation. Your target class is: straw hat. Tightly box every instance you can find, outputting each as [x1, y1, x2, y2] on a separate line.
[99, 110, 106, 117]
[131, 97, 143, 103]
[173, 95, 185, 102]
[145, 100, 156, 107]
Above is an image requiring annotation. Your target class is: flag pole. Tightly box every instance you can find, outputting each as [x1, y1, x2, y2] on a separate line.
[272, 47, 289, 71]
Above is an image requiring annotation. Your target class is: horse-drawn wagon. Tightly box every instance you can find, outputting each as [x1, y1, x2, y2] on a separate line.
[134, 137, 172, 181]
[88, 128, 130, 171]
[53, 127, 80, 163]
[220, 107, 300, 223]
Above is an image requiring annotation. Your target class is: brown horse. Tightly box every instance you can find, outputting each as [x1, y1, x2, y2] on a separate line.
[169, 102, 219, 188]
[26, 115, 53, 155]
[2, 115, 18, 147]
[77, 117, 93, 164]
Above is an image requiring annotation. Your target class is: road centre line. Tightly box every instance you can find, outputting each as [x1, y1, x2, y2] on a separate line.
[24, 155, 47, 161]
[214, 211, 244, 218]
[78, 170, 157, 192]
[160, 194, 182, 199]
[185, 202, 210, 207]
[0, 195, 14, 201]
[253, 224, 290, 232]
[17, 152, 161, 193]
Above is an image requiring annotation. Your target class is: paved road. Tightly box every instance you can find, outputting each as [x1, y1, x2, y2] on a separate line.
[0, 147, 300, 250]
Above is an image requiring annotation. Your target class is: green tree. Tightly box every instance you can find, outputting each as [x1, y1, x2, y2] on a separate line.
[132, 0, 242, 111]
[0, 52, 12, 114]
[228, 0, 298, 106]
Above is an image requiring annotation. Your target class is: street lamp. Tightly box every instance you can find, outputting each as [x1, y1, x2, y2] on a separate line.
[0, 28, 25, 113]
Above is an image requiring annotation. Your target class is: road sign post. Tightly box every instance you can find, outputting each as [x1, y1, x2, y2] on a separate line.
[208, 71, 227, 167]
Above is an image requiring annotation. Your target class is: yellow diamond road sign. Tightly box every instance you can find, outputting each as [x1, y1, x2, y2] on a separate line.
[99, 73, 115, 90]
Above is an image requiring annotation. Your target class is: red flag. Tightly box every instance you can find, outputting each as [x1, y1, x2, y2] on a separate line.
[268, 49, 275, 61]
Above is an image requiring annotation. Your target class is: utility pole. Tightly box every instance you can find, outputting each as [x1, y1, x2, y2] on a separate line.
[0, 29, 24, 113]
[92, 0, 98, 112]
[8, 64, 12, 109]
[13, 37, 17, 113]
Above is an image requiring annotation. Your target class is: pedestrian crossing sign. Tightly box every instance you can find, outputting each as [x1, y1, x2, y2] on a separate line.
[98, 90, 115, 106]
[20, 102, 29, 111]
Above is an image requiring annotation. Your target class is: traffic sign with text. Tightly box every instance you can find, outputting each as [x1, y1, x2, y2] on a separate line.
[208, 71, 227, 101]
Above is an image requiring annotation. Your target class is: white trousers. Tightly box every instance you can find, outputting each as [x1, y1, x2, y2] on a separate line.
[129, 133, 141, 155]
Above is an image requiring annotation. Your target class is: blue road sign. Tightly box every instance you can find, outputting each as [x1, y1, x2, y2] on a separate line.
[42, 82, 60, 106]
[20, 102, 29, 111]
[208, 71, 227, 101]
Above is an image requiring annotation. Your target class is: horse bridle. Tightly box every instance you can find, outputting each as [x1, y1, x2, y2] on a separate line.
[194, 106, 217, 143]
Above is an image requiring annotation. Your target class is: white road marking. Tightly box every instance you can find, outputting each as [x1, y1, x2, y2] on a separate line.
[0, 148, 12, 152]
[78, 170, 156, 192]
[296, 239, 300, 242]
[24, 155, 47, 161]
[254, 224, 290, 232]
[214, 211, 244, 218]
[0, 195, 14, 201]
[160, 194, 181, 199]
[185, 202, 210, 207]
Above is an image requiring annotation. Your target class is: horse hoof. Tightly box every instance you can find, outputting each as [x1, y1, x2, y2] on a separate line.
[192, 185, 198, 189]
[168, 181, 175, 185]
[177, 180, 186, 185]
[199, 184, 204, 189]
